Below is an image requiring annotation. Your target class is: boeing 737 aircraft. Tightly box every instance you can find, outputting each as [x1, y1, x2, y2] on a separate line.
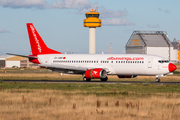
[7, 23, 177, 82]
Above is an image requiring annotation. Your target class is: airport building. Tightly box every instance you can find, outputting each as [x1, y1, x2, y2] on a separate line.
[125, 31, 179, 62]
[0, 56, 6, 68]
[0, 56, 38, 68]
[6, 56, 22, 68]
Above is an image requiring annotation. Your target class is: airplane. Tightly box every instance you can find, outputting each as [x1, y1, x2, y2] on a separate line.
[7, 23, 177, 82]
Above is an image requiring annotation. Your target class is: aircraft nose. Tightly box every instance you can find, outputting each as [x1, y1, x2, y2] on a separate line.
[168, 63, 177, 72]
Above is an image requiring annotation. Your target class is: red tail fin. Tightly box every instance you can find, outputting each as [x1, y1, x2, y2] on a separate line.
[27, 23, 61, 55]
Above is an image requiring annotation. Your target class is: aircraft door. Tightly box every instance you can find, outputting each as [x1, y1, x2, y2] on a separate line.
[147, 58, 153, 68]
[158, 64, 162, 70]
[45, 57, 49, 64]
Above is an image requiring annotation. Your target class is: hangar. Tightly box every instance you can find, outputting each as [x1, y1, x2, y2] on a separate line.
[125, 31, 179, 62]
[171, 38, 180, 62]
[1, 56, 38, 68]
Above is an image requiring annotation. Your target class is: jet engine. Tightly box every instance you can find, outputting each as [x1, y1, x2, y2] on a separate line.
[85, 68, 107, 79]
[117, 75, 137, 78]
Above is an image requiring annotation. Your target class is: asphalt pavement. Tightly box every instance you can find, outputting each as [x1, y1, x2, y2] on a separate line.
[2, 80, 180, 85]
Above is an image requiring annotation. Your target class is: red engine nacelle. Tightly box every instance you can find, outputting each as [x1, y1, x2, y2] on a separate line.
[117, 75, 137, 78]
[85, 68, 107, 79]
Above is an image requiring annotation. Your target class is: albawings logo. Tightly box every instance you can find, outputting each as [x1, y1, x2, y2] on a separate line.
[107, 57, 144, 61]
[30, 25, 42, 53]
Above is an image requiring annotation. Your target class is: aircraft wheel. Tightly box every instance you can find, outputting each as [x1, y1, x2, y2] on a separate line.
[83, 76, 91, 82]
[155, 78, 160, 82]
[101, 77, 108, 82]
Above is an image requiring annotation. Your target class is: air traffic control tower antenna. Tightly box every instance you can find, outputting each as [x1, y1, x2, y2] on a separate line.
[84, 9, 101, 54]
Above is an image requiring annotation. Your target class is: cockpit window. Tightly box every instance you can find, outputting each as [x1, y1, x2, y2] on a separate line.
[158, 60, 169, 63]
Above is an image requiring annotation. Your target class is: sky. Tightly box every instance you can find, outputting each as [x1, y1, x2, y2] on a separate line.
[0, 0, 180, 55]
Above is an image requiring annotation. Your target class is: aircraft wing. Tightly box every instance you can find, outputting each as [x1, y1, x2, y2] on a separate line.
[39, 64, 88, 74]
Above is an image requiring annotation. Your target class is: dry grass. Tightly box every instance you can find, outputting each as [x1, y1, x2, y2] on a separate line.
[0, 89, 180, 120]
[132, 75, 180, 82]
[0, 73, 82, 80]
[175, 63, 180, 72]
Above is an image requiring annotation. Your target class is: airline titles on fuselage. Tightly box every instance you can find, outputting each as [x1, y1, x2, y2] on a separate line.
[107, 57, 144, 61]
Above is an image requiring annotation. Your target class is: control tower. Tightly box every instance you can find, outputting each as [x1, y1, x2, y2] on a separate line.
[84, 9, 101, 54]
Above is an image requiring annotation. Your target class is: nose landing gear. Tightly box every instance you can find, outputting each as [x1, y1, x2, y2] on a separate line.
[155, 78, 160, 82]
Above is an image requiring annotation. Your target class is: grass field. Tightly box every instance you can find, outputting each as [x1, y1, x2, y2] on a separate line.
[0, 64, 180, 119]
[1, 85, 180, 120]
[1, 82, 180, 120]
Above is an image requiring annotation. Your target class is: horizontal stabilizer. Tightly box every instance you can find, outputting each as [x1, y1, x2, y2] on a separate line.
[6, 53, 37, 59]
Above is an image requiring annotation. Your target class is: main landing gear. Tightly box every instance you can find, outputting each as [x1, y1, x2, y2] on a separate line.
[83, 76, 108, 82]
[155, 78, 160, 82]
[100, 77, 108, 82]
[83, 76, 91, 81]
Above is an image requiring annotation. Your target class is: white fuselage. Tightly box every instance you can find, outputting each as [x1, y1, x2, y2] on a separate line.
[37, 54, 170, 76]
